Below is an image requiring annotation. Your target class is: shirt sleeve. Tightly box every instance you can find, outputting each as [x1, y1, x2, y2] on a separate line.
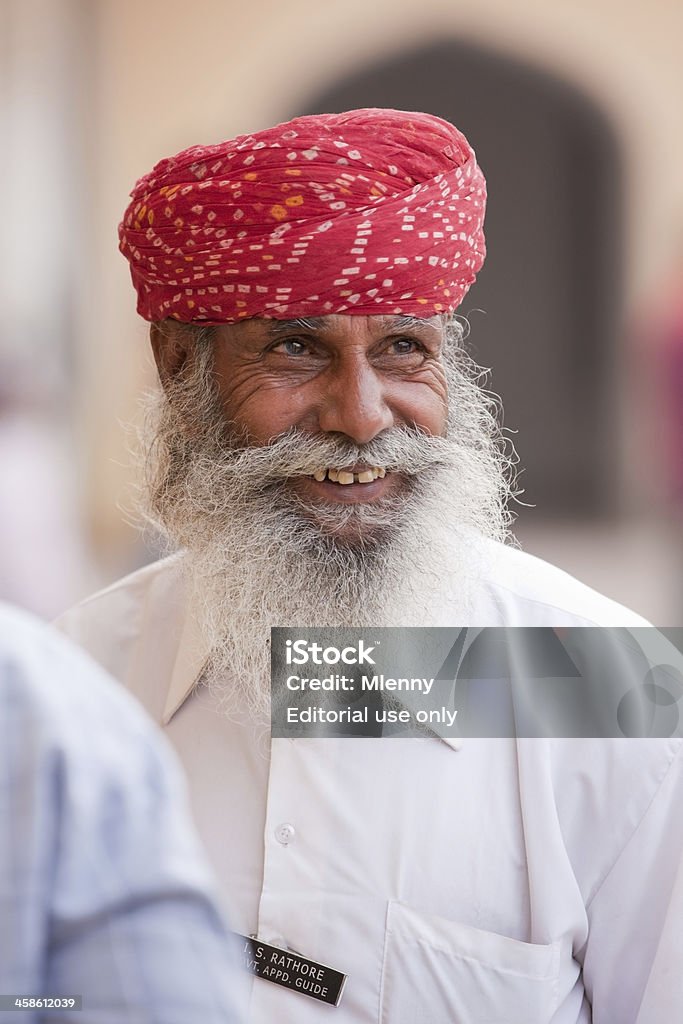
[0, 603, 244, 1023]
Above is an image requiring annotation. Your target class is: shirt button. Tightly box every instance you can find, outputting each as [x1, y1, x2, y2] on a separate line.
[275, 823, 296, 846]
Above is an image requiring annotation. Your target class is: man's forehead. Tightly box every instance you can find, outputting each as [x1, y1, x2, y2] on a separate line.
[214, 313, 444, 342]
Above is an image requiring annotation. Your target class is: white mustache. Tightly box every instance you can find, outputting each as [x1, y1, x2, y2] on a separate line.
[203, 425, 456, 483]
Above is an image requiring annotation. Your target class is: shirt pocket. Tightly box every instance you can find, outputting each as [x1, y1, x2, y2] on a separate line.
[380, 901, 561, 1024]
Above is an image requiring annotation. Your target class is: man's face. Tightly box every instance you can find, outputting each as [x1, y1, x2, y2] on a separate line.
[145, 311, 508, 712]
[208, 313, 449, 510]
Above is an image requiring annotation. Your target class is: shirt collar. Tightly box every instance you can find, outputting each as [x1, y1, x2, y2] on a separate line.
[162, 604, 210, 725]
[163, 598, 465, 752]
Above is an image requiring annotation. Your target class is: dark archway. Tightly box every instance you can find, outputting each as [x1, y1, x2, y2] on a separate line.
[283, 40, 623, 521]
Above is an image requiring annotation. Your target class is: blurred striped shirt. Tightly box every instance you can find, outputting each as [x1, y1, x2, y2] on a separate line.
[0, 602, 243, 1023]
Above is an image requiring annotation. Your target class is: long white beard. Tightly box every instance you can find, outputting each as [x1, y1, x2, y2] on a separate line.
[139, 332, 514, 721]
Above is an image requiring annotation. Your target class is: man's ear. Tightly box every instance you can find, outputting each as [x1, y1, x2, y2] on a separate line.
[150, 321, 192, 391]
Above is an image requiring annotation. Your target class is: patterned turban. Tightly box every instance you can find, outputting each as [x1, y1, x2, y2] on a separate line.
[119, 108, 486, 324]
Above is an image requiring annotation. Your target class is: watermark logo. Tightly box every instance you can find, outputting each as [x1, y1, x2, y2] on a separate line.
[617, 664, 683, 737]
[285, 639, 376, 666]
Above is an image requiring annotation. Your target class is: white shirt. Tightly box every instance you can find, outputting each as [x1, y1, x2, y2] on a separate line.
[57, 541, 683, 1023]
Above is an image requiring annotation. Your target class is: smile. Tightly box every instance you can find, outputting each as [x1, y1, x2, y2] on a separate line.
[310, 467, 387, 485]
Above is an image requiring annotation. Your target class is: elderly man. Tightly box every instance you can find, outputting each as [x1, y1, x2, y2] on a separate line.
[59, 110, 683, 1022]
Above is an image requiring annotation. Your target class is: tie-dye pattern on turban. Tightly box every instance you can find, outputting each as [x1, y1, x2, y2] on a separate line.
[118, 108, 486, 324]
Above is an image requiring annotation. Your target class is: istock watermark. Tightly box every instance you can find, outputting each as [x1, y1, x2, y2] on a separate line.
[270, 627, 683, 739]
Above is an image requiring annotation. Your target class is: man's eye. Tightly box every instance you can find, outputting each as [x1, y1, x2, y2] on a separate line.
[391, 337, 421, 354]
[274, 338, 309, 356]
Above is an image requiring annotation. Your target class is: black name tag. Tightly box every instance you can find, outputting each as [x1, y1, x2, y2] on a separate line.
[236, 933, 347, 1006]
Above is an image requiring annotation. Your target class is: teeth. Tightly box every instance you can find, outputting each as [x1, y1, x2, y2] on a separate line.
[310, 466, 387, 484]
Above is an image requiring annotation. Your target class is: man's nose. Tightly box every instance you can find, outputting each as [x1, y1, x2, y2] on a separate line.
[316, 365, 394, 444]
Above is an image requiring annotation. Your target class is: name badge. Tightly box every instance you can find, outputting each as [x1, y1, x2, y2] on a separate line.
[236, 933, 348, 1006]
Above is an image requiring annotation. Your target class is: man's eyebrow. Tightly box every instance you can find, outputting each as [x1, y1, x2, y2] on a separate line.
[265, 317, 327, 336]
[385, 315, 441, 333]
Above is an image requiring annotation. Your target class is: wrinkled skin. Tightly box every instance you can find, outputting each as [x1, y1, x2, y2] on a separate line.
[151, 313, 448, 511]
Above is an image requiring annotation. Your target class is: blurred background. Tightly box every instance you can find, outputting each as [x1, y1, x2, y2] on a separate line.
[1, 0, 681, 621]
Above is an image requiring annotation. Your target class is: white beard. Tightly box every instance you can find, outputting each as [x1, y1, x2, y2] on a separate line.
[140, 329, 513, 721]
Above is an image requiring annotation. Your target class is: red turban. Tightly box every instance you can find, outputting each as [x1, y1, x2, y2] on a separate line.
[119, 108, 486, 324]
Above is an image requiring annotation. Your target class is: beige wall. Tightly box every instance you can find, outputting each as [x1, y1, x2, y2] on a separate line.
[83, 0, 683, 566]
